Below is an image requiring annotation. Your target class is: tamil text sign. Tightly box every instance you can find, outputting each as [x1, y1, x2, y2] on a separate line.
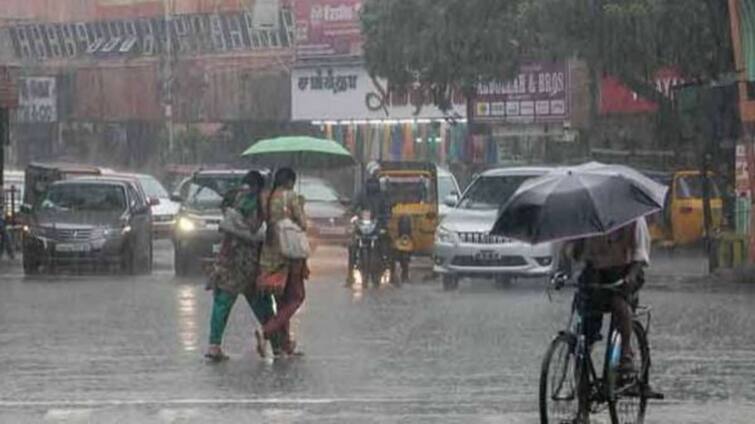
[474, 62, 568, 123]
[7, 9, 295, 61]
[292, 65, 466, 121]
[17, 77, 57, 123]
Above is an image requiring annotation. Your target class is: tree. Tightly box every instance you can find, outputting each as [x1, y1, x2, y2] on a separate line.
[360, 0, 525, 121]
[361, 0, 734, 145]
[518, 0, 734, 146]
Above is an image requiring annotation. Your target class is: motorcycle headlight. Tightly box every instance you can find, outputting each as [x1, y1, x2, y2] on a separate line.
[436, 226, 459, 244]
[177, 216, 197, 233]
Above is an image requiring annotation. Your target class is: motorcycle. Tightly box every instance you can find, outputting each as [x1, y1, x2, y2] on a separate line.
[350, 210, 392, 287]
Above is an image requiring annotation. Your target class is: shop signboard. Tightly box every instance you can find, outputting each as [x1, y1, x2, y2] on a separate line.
[291, 64, 466, 121]
[600, 68, 685, 115]
[294, 0, 363, 58]
[474, 62, 569, 123]
[6, 7, 295, 61]
[17, 77, 57, 123]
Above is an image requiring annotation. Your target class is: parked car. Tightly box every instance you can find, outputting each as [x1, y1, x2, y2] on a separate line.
[296, 176, 351, 247]
[433, 167, 559, 291]
[131, 174, 180, 239]
[171, 169, 248, 276]
[437, 166, 462, 220]
[22, 176, 154, 275]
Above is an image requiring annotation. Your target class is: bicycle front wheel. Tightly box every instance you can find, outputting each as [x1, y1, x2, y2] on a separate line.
[539, 334, 580, 424]
[607, 321, 650, 424]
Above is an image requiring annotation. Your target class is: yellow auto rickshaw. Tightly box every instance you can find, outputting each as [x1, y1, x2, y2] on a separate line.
[648, 170, 724, 246]
[373, 162, 439, 282]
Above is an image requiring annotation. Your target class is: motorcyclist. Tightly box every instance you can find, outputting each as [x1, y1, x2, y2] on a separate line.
[346, 176, 391, 286]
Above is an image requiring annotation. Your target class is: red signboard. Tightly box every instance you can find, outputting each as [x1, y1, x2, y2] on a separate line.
[600, 68, 685, 115]
[0, 67, 19, 109]
[294, 0, 363, 58]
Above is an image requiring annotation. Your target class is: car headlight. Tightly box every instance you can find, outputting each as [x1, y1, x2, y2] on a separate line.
[436, 226, 459, 244]
[177, 216, 197, 232]
[535, 256, 554, 267]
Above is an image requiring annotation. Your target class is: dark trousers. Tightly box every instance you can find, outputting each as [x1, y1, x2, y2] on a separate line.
[580, 265, 640, 362]
[262, 260, 306, 351]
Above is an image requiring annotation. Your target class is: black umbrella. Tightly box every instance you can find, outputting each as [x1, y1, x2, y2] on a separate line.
[491, 168, 664, 244]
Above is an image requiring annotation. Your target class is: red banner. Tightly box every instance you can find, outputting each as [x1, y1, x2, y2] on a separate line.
[600, 68, 685, 115]
[294, 0, 363, 58]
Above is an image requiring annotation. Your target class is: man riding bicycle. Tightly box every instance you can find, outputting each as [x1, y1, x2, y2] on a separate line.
[567, 217, 651, 376]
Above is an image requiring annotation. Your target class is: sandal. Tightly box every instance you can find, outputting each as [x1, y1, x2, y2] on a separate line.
[204, 346, 229, 362]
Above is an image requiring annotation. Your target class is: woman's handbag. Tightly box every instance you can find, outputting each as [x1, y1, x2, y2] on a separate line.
[219, 208, 266, 243]
[256, 270, 287, 295]
[277, 217, 311, 259]
[275, 191, 311, 259]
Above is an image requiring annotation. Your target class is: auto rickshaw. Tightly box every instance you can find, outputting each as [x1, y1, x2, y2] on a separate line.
[647, 169, 724, 246]
[373, 162, 439, 282]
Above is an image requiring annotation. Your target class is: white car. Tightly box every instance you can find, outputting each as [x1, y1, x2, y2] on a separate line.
[437, 166, 462, 220]
[134, 174, 181, 239]
[434, 167, 560, 291]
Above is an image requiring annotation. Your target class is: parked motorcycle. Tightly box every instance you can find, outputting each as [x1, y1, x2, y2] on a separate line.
[350, 210, 392, 287]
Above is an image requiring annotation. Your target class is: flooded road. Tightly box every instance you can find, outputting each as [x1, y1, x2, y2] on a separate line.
[0, 242, 754, 423]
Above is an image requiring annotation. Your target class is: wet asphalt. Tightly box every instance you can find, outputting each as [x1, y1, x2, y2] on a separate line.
[1, 242, 754, 423]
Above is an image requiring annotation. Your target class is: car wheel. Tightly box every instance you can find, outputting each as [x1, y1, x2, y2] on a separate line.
[442, 274, 459, 291]
[22, 247, 40, 275]
[174, 246, 190, 277]
[121, 245, 136, 275]
[494, 275, 513, 289]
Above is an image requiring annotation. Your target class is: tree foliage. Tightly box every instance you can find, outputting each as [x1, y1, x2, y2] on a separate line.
[361, 0, 734, 113]
[361, 0, 524, 111]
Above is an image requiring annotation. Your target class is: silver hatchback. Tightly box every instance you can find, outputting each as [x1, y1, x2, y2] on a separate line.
[433, 167, 560, 290]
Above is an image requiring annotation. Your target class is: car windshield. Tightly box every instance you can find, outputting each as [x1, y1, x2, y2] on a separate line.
[138, 175, 169, 199]
[457, 175, 539, 210]
[185, 176, 242, 210]
[676, 175, 722, 199]
[298, 180, 339, 202]
[40, 184, 126, 213]
[438, 175, 458, 200]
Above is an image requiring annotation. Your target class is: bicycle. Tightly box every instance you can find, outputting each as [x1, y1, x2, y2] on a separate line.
[539, 274, 663, 424]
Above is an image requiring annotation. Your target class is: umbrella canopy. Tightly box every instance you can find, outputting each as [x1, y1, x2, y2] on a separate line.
[491, 165, 664, 244]
[242, 136, 355, 169]
[576, 162, 668, 206]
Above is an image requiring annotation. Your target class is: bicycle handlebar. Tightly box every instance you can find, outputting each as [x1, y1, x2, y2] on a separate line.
[549, 273, 625, 292]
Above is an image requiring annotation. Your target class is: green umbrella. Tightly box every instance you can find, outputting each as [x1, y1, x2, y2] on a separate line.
[241, 136, 356, 168]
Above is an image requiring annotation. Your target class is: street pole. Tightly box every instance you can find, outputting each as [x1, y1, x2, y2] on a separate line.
[164, 0, 175, 156]
[0, 108, 6, 210]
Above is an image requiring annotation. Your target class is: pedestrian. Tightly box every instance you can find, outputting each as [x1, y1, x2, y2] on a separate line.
[255, 167, 308, 358]
[204, 170, 279, 362]
[0, 205, 15, 260]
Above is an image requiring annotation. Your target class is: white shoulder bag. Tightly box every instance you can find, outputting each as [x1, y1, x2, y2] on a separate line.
[276, 191, 311, 259]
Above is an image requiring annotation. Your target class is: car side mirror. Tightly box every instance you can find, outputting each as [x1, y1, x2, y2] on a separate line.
[170, 193, 183, 203]
[148, 197, 160, 206]
[443, 194, 459, 207]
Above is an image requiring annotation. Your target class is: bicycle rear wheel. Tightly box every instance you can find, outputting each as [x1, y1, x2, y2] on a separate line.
[607, 321, 649, 424]
[539, 334, 581, 424]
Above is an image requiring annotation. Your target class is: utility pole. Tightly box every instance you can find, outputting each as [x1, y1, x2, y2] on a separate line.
[163, 0, 175, 156]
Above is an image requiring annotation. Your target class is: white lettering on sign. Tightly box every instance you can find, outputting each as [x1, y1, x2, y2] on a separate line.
[17, 77, 57, 123]
[310, 4, 361, 23]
